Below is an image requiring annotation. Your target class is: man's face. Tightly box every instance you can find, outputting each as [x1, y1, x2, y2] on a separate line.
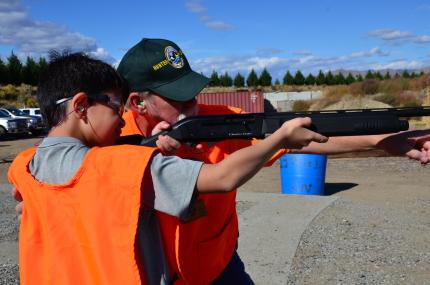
[144, 93, 198, 124]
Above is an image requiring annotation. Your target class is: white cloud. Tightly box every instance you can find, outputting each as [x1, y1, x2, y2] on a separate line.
[0, 0, 112, 62]
[368, 29, 413, 41]
[205, 21, 233, 31]
[292, 50, 312, 56]
[256, 48, 284, 56]
[185, 0, 207, 13]
[350, 47, 389, 58]
[414, 35, 430, 43]
[368, 28, 430, 45]
[370, 60, 426, 70]
[185, 0, 233, 31]
[190, 47, 399, 79]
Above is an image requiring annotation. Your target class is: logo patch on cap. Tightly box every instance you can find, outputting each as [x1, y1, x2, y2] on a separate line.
[165, 46, 184, 69]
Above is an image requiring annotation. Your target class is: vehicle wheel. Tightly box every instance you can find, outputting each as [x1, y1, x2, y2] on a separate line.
[0, 126, 6, 138]
[30, 130, 42, 136]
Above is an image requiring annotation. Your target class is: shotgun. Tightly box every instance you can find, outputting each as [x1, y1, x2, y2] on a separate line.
[118, 106, 430, 147]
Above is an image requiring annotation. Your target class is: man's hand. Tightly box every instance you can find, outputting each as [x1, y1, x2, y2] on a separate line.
[11, 187, 23, 221]
[377, 130, 430, 164]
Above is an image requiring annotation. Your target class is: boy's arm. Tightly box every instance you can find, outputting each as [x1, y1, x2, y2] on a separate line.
[196, 117, 328, 193]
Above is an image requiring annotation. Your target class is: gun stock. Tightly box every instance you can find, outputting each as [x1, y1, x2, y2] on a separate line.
[118, 106, 430, 147]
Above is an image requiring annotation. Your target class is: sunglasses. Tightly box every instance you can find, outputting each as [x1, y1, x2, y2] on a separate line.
[88, 94, 124, 116]
[55, 93, 124, 116]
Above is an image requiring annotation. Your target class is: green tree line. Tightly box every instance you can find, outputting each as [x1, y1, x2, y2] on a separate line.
[0, 52, 48, 86]
[208, 68, 425, 88]
[0, 50, 425, 88]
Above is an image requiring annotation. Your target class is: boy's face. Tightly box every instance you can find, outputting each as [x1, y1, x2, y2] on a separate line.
[144, 93, 198, 124]
[85, 91, 125, 146]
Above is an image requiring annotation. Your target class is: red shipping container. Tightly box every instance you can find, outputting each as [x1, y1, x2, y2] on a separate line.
[197, 91, 264, 113]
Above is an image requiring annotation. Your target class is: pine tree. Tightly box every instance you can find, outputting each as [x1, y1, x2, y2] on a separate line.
[315, 70, 326, 85]
[274, 79, 280, 85]
[325, 71, 335, 85]
[23, 56, 39, 86]
[209, 70, 220, 86]
[383, 72, 391, 80]
[294, 70, 305, 85]
[365, 70, 374, 79]
[246, 69, 259, 87]
[402, 70, 410, 78]
[38, 57, 48, 73]
[304, 73, 315, 85]
[7, 52, 23, 85]
[345, 73, 355, 84]
[356, 74, 364, 81]
[259, 68, 272, 86]
[283, 71, 294, 85]
[334, 73, 346, 85]
[233, 72, 245, 87]
[220, 71, 233, 87]
[0, 57, 6, 84]
[374, 71, 383, 80]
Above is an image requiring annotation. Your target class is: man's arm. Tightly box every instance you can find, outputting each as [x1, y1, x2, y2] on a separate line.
[295, 130, 430, 163]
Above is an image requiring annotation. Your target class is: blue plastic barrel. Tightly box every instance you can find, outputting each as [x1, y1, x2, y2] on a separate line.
[279, 153, 327, 195]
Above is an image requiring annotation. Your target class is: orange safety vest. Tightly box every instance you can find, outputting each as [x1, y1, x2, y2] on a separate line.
[122, 110, 148, 137]
[122, 104, 286, 284]
[8, 145, 156, 285]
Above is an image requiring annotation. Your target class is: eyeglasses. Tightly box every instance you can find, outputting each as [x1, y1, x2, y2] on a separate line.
[55, 93, 124, 116]
[87, 94, 124, 116]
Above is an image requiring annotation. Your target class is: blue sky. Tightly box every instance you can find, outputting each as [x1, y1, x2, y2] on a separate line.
[1, 0, 430, 80]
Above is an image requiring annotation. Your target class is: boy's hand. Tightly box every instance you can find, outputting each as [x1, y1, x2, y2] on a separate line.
[152, 121, 181, 155]
[280, 117, 328, 149]
[152, 121, 205, 155]
[155, 135, 181, 155]
[11, 187, 23, 221]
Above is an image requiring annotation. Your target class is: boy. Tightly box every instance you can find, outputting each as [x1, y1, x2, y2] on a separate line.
[8, 52, 327, 285]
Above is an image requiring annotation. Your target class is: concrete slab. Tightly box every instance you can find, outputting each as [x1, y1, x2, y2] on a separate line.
[236, 192, 337, 285]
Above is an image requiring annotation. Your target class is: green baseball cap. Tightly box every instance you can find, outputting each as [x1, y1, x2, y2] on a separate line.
[117, 38, 210, 102]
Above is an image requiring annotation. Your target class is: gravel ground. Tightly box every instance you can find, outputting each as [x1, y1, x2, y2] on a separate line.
[0, 187, 19, 285]
[285, 157, 430, 285]
[287, 199, 430, 284]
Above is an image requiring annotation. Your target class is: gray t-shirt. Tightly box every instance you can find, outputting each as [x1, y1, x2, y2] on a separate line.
[29, 136, 203, 285]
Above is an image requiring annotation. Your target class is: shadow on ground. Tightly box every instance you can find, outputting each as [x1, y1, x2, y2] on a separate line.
[324, 182, 358, 195]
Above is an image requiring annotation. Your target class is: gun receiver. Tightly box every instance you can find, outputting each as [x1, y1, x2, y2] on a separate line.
[118, 106, 430, 147]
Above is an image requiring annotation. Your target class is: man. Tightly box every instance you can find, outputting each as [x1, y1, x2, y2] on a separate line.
[9, 52, 328, 285]
[116, 38, 430, 284]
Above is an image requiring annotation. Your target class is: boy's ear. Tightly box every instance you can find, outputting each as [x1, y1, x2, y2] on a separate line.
[129, 92, 147, 115]
[71, 92, 89, 118]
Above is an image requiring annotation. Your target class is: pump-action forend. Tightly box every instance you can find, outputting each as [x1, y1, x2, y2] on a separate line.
[118, 106, 430, 147]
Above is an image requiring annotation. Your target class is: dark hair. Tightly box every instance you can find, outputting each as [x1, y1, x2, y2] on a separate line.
[37, 51, 129, 129]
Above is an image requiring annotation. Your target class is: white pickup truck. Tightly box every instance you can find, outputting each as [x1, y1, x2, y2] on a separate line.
[0, 109, 29, 137]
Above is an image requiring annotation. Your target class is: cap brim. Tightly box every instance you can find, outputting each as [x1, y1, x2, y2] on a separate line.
[150, 71, 210, 102]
